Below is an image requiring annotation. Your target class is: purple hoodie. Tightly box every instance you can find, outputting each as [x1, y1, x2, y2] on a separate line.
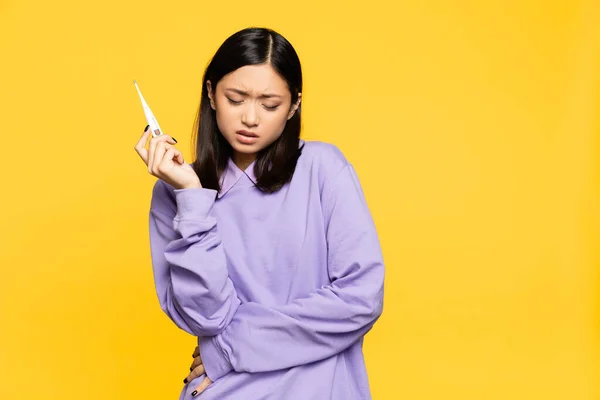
[148, 140, 385, 399]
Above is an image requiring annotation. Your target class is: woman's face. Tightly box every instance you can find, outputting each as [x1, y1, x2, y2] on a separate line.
[207, 64, 301, 166]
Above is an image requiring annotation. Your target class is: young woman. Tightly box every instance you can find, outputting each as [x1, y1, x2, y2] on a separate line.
[135, 27, 385, 399]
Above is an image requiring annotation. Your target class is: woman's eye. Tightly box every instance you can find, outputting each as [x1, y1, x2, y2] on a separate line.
[226, 97, 243, 105]
[226, 97, 279, 110]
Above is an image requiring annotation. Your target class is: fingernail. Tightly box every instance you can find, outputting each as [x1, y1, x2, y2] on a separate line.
[183, 378, 188, 384]
[144, 124, 149, 132]
[172, 137, 178, 143]
[191, 390, 198, 397]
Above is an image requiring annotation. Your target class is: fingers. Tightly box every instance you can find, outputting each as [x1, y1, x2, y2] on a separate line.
[162, 146, 185, 167]
[191, 356, 203, 370]
[183, 363, 205, 384]
[191, 376, 212, 397]
[151, 145, 185, 178]
[134, 127, 152, 164]
[147, 135, 177, 174]
[141, 131, 177, 172]
[151, 141, 169, 174]
[182, 348, 211, 397]
[147, 136, 161, 173]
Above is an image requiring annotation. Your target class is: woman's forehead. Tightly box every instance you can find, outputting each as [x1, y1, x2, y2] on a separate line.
[219, 64, 288, 94]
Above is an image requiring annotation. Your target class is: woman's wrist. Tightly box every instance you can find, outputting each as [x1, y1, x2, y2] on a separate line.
[180, 180, 203, 190]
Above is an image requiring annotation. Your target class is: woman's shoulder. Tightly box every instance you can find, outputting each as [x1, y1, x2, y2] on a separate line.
[297, 140, 351, 193]
[299, 139, 349, 173]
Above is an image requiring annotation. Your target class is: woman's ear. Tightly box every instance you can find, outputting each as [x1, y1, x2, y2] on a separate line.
[287, 93, 302, 120]
[206, 80, 216, 110]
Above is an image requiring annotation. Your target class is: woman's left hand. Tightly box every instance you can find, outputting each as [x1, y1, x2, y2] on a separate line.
[184, 346, 213, 397]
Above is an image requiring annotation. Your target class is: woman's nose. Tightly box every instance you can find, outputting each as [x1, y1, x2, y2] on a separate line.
[241, 103, 259, 127]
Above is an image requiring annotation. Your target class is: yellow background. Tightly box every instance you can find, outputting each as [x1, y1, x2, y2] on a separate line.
[0, 0, 598, 399]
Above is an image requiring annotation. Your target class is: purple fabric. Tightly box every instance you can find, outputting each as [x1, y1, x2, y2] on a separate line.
[149, 140, 385, 399]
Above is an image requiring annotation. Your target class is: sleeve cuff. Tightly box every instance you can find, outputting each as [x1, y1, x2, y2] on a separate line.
[198, 335, 233, 381]
[173, 188, 217, 220]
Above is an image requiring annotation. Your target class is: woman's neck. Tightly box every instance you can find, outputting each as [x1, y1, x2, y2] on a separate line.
[233, 152, 256, 171]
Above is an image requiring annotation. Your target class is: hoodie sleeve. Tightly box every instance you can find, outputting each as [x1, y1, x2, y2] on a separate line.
[148, 181, 241, 337]
[197, 163, 385, 381]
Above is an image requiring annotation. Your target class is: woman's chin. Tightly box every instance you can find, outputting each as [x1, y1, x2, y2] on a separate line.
[231, 142, 259, 153]
[229, 137, 262, 153]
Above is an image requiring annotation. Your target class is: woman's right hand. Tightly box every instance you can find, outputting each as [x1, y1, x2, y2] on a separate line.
[134, 125, 202, 190]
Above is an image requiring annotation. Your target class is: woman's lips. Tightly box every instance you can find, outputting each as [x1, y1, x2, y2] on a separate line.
[236, 130, 259, 144]
[236, 130, 258, 137]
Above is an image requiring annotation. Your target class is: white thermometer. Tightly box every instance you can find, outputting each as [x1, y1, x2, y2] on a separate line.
[133, 80, 163, 137]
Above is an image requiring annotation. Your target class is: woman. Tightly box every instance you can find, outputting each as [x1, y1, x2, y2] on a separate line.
[134, 27, 385, 399]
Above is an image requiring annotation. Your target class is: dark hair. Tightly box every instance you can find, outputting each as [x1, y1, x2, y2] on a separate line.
[191, 27, 303, 194]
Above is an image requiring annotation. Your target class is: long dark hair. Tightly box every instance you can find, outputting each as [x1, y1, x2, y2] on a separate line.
[191, 27, 303, 194]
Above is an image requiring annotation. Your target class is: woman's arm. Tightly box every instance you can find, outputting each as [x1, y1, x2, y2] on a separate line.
[149, 182, 241, 337]
[197, 164, 385, 381]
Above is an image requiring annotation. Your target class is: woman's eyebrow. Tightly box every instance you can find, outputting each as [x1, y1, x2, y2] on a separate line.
[225, 88, 283, 99]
